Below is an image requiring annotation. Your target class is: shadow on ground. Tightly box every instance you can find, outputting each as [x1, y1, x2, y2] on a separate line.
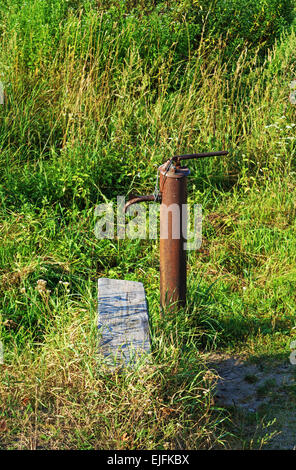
[206, 353, 296, 449]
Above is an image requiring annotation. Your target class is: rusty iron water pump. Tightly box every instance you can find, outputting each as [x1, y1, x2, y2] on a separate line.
[124, 151, 228, 309]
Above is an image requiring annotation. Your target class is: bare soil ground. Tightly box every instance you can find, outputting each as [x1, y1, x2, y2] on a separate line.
[206, 354, 296, 449]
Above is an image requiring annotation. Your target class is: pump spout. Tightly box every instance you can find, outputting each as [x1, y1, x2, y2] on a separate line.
[124, 195, 156, 213]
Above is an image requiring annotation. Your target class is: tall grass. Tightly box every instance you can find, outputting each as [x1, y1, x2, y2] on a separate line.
[0, 0, 296, 449]
[0, 2, 295, 209]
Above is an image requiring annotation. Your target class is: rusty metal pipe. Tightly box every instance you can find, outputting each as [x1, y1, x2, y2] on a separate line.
[122, 150, 229, 310]
[159, 163, 189, 308]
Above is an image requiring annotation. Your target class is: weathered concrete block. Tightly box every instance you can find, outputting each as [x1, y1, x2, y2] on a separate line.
[98, 278, 150, 366]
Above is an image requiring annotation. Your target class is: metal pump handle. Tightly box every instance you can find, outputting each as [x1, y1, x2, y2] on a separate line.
[172, 150, 228, 167]
[124, 150, 229, 212]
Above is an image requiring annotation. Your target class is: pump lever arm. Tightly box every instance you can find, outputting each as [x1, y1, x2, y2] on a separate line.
[172, 151, 228, 167]
[124, 150, 228, 212]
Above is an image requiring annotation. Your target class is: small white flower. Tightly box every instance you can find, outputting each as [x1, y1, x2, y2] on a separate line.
[265, 123, 279, 129]
[289, 80, 296, 90]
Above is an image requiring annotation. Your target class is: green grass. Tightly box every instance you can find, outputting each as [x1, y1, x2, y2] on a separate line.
[0, 0, 296, 450]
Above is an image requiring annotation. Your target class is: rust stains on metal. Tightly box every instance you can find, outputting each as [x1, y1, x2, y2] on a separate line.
[159, 163, 190, 308]
[122, 150, 229, 309]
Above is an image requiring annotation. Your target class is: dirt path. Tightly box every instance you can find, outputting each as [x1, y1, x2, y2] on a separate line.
[206, 353, 296, 449]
